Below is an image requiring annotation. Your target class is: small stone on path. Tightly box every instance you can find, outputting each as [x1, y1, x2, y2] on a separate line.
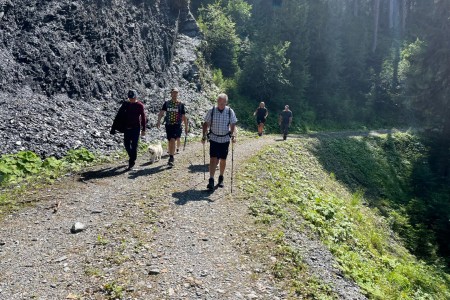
[149, 269, 160, 275]
[70, 222, 86, 234]
[55, 256, 68, 263]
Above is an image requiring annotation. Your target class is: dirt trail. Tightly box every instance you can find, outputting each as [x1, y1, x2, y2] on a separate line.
[0, 134, 367, 299]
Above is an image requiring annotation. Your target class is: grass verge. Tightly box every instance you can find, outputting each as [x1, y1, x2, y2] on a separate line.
[238, 137, 450, 299]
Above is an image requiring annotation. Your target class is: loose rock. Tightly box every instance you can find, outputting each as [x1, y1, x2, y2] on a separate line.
[70, 222, 86, 234]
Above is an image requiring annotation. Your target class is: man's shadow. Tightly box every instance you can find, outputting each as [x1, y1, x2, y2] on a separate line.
[78, 165, 128, 182]
[128, 164, 168, 179]
[188, 164, 208, 174]
[172, 187, 215, 205]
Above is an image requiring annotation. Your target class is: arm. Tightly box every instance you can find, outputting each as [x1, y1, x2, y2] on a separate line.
[156, 102, 167, 129]
[289, 116, 293, 126]
[201, 109, 212, 143]
[201, 121, 209, 144]
[140, 104, 146, 136]
[156, 110, 165, 129]
[265, 110, 269, 118]
[230, 123, 237, 143]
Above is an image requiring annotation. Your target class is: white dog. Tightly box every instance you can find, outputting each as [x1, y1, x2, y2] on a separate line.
[148, 142, 163, 163]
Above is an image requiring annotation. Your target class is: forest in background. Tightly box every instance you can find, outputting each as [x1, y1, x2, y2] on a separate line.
[190, 0, 450, 268]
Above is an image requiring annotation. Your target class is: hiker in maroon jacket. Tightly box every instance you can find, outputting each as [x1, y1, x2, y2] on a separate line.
[110, 90, 146, 170]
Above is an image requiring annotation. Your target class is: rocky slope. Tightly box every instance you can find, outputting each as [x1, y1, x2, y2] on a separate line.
[0, 0, 212, 157]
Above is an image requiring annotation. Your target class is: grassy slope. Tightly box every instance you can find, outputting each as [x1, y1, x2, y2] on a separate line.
[239, 133, 450, 299]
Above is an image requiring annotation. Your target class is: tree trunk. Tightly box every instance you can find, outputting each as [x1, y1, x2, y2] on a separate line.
[402, 0, 408, 32]
[372, 0, 381, 52]
[389, 0, 395, 28]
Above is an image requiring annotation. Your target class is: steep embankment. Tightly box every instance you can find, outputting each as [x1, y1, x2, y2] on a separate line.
[241, 131, 450, 299]
[0, 0, 211, 157]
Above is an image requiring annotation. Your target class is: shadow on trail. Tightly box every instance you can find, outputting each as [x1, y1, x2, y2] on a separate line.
[79, 165, 128, 181]
[128, 164, 168, 179]
[188, 164, 208, 174]
[173, 186, 215, 206]
[140, 160, 161, 167]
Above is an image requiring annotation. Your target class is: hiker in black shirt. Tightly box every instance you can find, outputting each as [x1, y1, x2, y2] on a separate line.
[253, 102, 268, 137]
[156, 87, 188, 166]
[278, 105, 293, 140]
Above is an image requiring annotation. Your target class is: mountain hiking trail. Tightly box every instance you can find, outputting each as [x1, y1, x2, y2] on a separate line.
[0, 134, 367, 299]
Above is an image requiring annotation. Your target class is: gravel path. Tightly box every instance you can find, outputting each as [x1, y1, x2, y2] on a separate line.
[0, 134, 367, 299]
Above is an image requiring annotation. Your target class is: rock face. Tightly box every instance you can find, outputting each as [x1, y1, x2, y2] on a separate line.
[0, 0, 211, 157]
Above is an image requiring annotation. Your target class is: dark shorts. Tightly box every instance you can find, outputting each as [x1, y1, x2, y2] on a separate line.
[257, 118, 266, 125]
[165, 124, 182, 140]
[209, 140, 230, 160]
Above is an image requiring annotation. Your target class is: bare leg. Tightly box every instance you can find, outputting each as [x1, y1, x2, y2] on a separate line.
[219, 158, 226, 176]
[209, 157, 218, 178]
[168, 138, 176, 155]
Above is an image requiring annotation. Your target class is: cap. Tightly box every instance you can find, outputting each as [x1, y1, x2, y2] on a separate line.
[128, 89, 137, 99]
[170, 87, 179, 93]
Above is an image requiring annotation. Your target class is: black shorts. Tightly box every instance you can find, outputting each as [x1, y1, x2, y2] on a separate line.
[165, 124, 182, 140]
[257, 118, 266, 125]
[209, 140, 230, 160]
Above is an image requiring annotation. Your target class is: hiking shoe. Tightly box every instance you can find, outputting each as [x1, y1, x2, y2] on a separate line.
[127, 161, 135, 170]
[283, 134, 287, 140]
[207, 178, 215, 190]
[176, 148, 179, 154]
[168, 156, 174, 166]
[218, 175, 224, 188]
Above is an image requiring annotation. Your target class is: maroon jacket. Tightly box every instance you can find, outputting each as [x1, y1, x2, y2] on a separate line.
[112, 101, 146, 132]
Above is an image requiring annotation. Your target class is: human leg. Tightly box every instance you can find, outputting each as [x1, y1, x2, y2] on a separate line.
[125, 128, 140, 168]
[282, 123, 288, 140]
[217, 142, 230, 187]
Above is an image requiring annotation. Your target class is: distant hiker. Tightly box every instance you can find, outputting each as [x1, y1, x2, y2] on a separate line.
[156, 87, 188, 166]
[110, 89, 146, 170]
[202, 93, 238, 190]
[278, 105, 292, 140]
[253, 102, 268, 136]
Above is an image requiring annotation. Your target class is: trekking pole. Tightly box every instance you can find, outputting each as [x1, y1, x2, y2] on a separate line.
[231, 139, 234, 193]
[203, 142, 206, 180]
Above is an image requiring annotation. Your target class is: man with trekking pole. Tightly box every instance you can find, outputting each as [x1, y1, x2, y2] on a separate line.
[202, 93, 237, 191]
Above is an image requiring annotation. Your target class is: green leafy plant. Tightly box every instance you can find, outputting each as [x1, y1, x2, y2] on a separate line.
[103, 281, 124, 299]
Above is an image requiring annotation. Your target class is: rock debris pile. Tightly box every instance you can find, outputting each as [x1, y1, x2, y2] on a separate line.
[0, 0, 211, 157]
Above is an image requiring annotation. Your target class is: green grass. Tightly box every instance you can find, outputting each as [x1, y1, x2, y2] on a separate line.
[309, 130, 450, 262]
[239, 136, 450, 299]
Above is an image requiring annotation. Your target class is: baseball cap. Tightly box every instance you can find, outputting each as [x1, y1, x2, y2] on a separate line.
[127, 89, 137, 99]
[171, 87, 179, 93]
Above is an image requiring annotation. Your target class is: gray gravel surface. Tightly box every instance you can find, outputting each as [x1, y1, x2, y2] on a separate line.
[0, 135, 367, 299]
